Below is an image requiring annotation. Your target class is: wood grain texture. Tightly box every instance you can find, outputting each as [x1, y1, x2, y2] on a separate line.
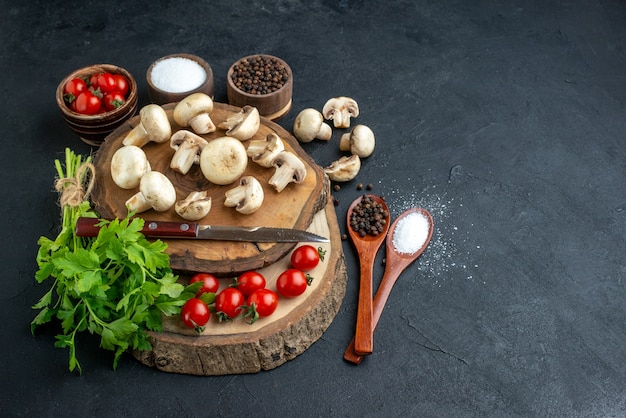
[132, 196, 346, 375]
[91, 102, 327, 274]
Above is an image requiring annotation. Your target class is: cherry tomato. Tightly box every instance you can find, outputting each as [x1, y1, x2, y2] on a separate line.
[96, 72, 117, 93]
[247, 289, 279, 322]
[102, 90, 126, 111]
[189, 273, 220, 296]
[215, 287, 245, 320]
[74, 91, 101, 115]
[276, 269, 308, 298]
[290, 245, 325, 271]
[181, 298, 210, 333]
[235, 271, 266, 296]
[88, 73, 101, 88]
[63, 78, 87, 103]
[113, 74, 130, 96]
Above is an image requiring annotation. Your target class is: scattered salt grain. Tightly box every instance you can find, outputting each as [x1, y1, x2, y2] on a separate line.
[150, 57, 206, 93]
[392, 211, 430, 254]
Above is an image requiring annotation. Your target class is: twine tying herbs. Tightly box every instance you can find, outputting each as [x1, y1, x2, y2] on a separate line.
[54, 162, 96, 208]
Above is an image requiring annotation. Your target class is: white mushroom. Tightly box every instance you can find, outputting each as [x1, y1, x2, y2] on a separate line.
[224, 176, 264, 215]
[339, 124, 375, 158]
[269, 151, 307, 192]
[169, 130, 209, 175]
[246, 132, 285, 167]
[173, 93, 216, 134]
[125, 171, 176, 213]
[200, 136, 248, 185]
[110, 145, 151, 189]
[292, 108, 332, 143]
[122, 104, 171, 147]
[218, 105, 260, 141]
[324, 154, 361, 182]
[175, 190, 212, 221]
[322, 97, 359, 128]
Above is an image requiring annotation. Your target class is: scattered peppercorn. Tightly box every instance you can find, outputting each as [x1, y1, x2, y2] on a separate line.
[333, 184, 341, 192]
[333, 196, 339, 206]
[231, 55, 289, 95]
[341, 233, 348, 240]
[349, 195, 389, 237]
[356, 183, 363, 190]
[366, 183, 373, 190]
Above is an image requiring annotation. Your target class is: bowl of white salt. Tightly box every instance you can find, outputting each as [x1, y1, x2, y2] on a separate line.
[146, 53, 214, 105]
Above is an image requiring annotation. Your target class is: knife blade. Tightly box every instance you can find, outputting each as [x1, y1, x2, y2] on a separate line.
[75, 217, 329, 243]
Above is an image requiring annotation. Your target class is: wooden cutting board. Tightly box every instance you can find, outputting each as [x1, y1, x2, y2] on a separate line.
[132, 197, 347, 375]
[92, 102, 328, 275]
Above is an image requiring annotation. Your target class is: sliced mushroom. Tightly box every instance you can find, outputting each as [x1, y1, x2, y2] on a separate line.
[246, 133, 285, 168]
[200, 136, 248, 185]
[292, 108, 332, 143]
[122, 104, 171, 147]
[339, 124, 375, 158]
[170, 130, 209, 174]
[125, 171, 176, 213]
[324, 154, 361, 182]
[218, 105, 260, 141]
[322, 97, 359, 128]
[173, 93, 216, 134]
[224, 176, 264, 214]
[110, 145, 151, 189]
[175, 190, 212, 221]
[269, 151, 307, 192]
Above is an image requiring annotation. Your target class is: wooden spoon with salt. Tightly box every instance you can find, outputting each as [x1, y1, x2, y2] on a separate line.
[346, 194, 390, 356]
[344, 207, 434, 364]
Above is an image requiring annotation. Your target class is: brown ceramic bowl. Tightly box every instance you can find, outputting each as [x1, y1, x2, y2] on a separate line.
[227, 54, 293, 120]
[146, 53, 214, 105]
[56, 64, 139, 146]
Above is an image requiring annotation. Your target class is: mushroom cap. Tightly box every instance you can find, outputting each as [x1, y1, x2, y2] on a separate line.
[110, 145, 151, 189]
[173, 93, 214, 127]
[293, 108, 323, 143]
[200, 136, 248, 185]
[224, 176, 264, 214]
[324, 154, 361, 182]
[175, 190, 212, 221]
[339, 124, 375, 158]
[139, 104, 172, 143]
[218, 105, 260, 141]
[139, 171, 177, 212]
[322, 96, 359, 128]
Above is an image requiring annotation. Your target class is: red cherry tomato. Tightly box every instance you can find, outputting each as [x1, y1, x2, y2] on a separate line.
[276, 269, 308, 298]
[74, 91, 101, 115]
[88, 73, 101, 88]
[102, 90, 126, 111]
[63, 78, 87, 103]
[113, 74, 130, 96]
[247, 289, 278, 319]
[215, 287, 245, 320]
[181, 298, 210, 332]
[189, 273, 220, 296]
[96, 72, 117, 93]
[235, 271, 266, 296]
[290, 245, 324, 271]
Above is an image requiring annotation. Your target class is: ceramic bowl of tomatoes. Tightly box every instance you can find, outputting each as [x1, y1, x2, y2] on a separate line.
[56, 64, 138, 146]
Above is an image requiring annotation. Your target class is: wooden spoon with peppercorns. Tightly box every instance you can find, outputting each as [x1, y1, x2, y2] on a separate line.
[344, 207, 434, 364]
[346, 194, 390, 356]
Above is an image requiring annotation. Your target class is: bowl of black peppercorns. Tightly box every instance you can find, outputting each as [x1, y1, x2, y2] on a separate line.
[226, 54, 293, 120]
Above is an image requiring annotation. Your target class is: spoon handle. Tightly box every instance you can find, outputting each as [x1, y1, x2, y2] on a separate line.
[353, 254, 376, 355]
[344, 262, 405, 364]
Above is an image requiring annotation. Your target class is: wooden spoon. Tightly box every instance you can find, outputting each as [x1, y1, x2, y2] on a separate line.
[346, 194, 390, 356]
[344, 207, 434, 364]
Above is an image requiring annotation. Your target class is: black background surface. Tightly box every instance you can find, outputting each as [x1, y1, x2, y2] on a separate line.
[2, 0, 626, 416]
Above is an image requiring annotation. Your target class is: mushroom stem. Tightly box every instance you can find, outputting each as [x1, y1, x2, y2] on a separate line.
[170, 130, 208, 175]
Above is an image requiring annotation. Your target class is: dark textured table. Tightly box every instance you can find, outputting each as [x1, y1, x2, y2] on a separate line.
[2, 1, 626, 416]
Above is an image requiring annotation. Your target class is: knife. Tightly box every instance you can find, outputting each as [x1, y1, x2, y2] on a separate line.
[75, 217, 329, 243]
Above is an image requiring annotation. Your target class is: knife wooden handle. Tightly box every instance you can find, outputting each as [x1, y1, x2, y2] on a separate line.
[75, 217, 199, 238]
